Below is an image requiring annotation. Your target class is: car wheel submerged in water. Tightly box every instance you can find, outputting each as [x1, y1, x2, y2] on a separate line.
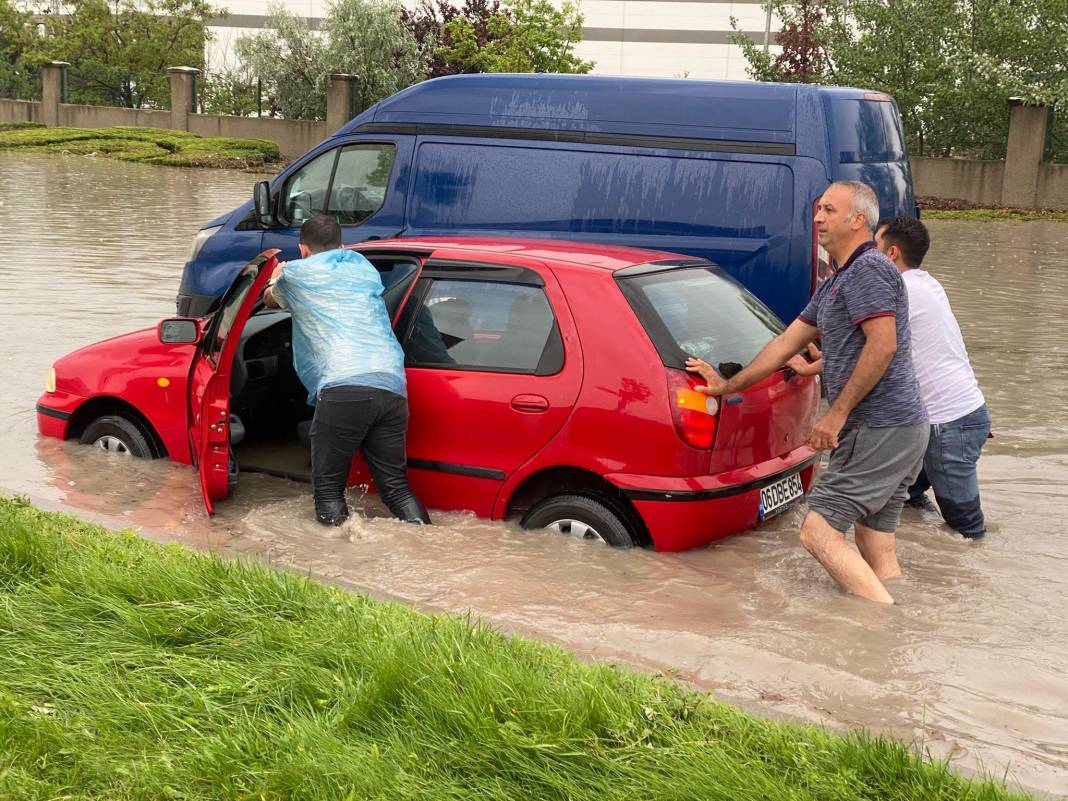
[79, 415, 156, 459]
[521, 494, 637, 549]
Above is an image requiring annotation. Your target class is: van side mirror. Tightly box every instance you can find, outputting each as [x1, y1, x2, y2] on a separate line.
[253, 180, 274, 227]
[158, 318, 201, 345]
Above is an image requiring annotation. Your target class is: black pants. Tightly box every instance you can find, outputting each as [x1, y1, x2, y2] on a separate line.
[310, 386, 430, 526]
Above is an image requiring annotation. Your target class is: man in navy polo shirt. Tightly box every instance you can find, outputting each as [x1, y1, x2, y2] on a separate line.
[686, 181, 927, 604]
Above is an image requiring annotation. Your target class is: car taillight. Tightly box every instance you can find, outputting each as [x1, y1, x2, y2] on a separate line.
[667, 369, 719, 449]
[811, 199, 832, 292]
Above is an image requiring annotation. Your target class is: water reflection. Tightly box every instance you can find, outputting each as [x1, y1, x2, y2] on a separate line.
[2, 152, 1067, 796]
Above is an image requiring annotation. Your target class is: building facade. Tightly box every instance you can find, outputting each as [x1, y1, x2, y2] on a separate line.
[206, 1, 780, 81]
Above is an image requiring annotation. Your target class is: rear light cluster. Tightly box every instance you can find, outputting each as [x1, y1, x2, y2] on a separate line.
[667, 369, 719, 449]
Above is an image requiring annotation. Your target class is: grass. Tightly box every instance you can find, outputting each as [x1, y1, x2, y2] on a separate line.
[921, 208, 1068, 222]
[0, 496, 1034, 801]
[0, 125, 280, 169]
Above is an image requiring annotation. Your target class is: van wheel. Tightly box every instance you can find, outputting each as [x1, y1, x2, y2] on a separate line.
[521, 494, 636, 549]
[79, 415, 156, 459]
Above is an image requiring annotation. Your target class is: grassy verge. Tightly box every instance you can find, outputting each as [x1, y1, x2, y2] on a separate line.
[0, 125, 280, 169]
[921, 208, 1068, 222]
[0, 496, 1031, 800]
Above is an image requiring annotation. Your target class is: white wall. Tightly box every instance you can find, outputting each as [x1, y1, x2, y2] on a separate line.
[205, 0, 782, 81]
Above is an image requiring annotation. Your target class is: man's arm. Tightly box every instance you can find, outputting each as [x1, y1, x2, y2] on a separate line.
[262, 263, 285, 308]
[686, 318, 819, 395]
[809, 315, 897, 449]
[786, 342, 822, 376]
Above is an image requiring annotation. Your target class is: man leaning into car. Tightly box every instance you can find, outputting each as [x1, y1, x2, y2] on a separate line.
[263, 214, 430, 527]
[686, 181, 928, 604]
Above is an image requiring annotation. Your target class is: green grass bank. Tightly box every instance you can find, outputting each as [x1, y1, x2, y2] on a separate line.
[0, 496, 1033, 800]
[0, 123, 280, 169]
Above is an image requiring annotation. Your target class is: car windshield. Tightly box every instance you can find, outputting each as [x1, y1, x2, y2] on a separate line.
[620, 265, 784, 370]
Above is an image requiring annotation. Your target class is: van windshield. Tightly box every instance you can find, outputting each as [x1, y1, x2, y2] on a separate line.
[619, 266, 785, 370]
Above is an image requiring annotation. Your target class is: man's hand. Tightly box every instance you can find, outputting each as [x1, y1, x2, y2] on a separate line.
[685, 357, 729, 396]
[786, 343, 823, 377]
[269, 262, 285, 283]
[809, 408, 847, 450]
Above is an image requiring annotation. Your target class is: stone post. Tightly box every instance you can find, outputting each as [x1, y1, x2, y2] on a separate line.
[168, 66, 200, 131]
[1001, 99, 1049, 208]
[41, 61, 69, 127]
[327, 73, 359, 133]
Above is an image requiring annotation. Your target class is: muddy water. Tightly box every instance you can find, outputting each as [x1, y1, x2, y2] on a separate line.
[2, 152, 1067, 796]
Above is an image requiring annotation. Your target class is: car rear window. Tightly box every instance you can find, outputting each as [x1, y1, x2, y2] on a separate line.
[618, 265, 785, 371]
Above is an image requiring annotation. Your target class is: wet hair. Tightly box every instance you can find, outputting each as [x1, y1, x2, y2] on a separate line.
[877, 215, 930, 268]
[828, 180, 880, 232]
[299, 214, 342, 253]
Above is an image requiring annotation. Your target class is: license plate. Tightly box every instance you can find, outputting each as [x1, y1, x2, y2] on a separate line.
[759, 472, 805, 520]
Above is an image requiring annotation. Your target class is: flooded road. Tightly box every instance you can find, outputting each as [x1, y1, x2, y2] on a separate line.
[2, 152, 1067, 796]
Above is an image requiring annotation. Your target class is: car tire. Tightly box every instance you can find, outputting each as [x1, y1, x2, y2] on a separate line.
[521, 494, 637, 549]
[79, 415, 156, 458]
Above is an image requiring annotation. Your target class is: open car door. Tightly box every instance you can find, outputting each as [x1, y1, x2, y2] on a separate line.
[189, 249, 279, 515]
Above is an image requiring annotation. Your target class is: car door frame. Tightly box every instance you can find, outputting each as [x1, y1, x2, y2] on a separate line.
[188, 249, 279, 515]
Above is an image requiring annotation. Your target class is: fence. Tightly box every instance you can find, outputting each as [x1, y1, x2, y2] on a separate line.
[1, 63, 1066, 209]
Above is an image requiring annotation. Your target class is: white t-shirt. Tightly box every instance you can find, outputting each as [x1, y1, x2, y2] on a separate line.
[902, 269, 985, 424]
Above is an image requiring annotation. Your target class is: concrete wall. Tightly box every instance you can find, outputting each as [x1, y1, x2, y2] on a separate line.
[0, 99, 38, 123]
[1037, 163, 1068, 210]
[188, 113, 327, 159]
[58, 103, 174, 130]
[911, 157, 1005, 206]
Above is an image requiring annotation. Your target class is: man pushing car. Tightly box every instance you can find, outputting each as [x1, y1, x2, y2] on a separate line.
[686, 181, 928, 604]
[263, 214, 430, 527]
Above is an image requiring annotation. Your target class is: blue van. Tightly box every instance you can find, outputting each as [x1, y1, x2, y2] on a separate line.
[176, 74, 915, 322]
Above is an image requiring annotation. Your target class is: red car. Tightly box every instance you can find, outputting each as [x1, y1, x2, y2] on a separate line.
[37, 238, 819, 551]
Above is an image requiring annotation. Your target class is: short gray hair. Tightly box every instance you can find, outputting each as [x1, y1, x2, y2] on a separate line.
[829, 180, 880, 232]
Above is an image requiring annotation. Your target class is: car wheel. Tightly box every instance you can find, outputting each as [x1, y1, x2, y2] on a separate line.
[521, 494, 637, 549]
[78, 415, 156, 459]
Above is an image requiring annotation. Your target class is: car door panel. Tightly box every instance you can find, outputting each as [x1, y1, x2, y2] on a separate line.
[188, 250, 278, 515]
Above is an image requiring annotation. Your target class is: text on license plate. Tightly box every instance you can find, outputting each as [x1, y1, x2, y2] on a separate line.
[759, 472, 805, 520]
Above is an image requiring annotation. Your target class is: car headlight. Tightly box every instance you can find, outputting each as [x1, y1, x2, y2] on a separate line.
[45, 367, 56, 394]
[187, 225, 222, 263]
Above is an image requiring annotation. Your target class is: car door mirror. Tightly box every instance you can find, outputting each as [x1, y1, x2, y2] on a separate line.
[158, 318, 201, 344]
[253, 180, 274, 227]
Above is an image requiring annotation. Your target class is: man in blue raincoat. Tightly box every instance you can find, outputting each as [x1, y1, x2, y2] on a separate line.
[263, 215, 430, 527]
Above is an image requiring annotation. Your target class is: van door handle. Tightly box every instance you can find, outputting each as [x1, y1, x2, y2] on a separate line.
[511, 394, 549, 413]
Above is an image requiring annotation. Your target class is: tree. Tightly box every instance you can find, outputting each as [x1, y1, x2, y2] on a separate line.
[400, 0, 504, 78]
[36, 0, 219, 109]
[437, 0, 592, 74]
[1, 0, 39, 99]
[732, 0, 1068, 159]
[729, 0, 828, 84]
[237, 0, 425, 120]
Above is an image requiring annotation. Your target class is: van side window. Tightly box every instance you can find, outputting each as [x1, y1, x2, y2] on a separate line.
[401, 279, 561, 374]
[329, 144, 395, 225]
[282, 144, 395, 226]
[282, 149, 336, 224]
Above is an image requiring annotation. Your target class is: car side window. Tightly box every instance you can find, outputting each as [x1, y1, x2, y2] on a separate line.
[282, 149, 336, 224]
[281, 143, 395, 226]
[329, 144, 395, 226]
[401, 279, 560, 373]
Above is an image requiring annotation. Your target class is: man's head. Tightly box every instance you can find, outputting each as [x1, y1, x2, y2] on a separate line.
[298, 214, 342, 258]
[813, 181, 880, 262]
[875, 216, 929, 273]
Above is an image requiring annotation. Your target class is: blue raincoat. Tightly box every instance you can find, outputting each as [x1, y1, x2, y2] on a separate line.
[272, 249, 406, 403]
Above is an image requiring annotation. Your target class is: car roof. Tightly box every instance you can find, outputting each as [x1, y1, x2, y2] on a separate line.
[353, 236, 691, 272]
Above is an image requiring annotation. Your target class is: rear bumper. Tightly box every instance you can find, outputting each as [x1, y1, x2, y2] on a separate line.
[607, 447, 819, 552]
[36, 391, 85, 440]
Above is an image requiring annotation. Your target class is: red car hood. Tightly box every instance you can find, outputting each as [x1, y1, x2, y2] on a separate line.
[53, 326, 197, 397]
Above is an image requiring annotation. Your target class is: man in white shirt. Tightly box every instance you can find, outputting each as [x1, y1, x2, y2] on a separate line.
[875, 216, 991, 538]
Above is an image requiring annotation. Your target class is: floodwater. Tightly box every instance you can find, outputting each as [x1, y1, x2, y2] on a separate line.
[2, 151, 1067, 797]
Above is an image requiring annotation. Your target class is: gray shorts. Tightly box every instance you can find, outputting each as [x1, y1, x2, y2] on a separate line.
[807, 422, 929, 533]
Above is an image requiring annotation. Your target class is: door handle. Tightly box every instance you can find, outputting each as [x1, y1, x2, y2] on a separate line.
[510, 394, 549, 413]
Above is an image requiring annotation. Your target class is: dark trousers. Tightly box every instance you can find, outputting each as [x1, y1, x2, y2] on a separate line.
[310, 386, 430, 526]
